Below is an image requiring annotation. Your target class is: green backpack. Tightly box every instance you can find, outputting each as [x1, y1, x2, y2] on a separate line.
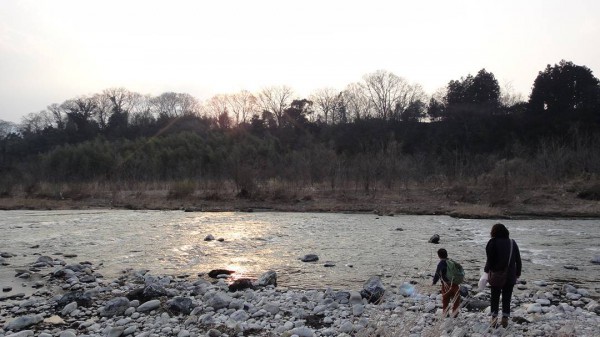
[446, 259, 465, 284]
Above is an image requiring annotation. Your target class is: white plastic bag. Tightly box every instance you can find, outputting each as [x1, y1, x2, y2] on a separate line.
[478, 271, 488, 291]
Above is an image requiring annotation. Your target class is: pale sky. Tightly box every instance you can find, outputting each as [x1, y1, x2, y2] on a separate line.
[1, 0, 599, 123]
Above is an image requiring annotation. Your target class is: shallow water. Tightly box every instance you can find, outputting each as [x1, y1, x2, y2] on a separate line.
[1, 210, 599, 295]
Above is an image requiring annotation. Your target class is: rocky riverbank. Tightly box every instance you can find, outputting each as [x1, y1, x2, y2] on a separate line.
[1, 255, 599, 337]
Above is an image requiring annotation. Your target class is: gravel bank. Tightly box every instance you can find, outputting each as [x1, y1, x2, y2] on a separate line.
[1, 256, 599, 337]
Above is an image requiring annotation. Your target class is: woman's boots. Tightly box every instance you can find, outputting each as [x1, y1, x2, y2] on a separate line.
[490, 316, 509, 328]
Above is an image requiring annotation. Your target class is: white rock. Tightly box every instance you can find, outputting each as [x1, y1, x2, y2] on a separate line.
[123, 324, 137, 335]
[4, 315, 43, 331]
[230, 309, 249, 322]
[61, 301, 77, 316]
[5, 331, 34, 337]
[289, 326, 315, 337]
[527, 303, 543, 313]
[136, 299, 161, 312]
[339, 321, 354, 333]
[59, 331, 76, 337]
[577, 289, 590, 297]
[353, 304, 364, 316]
[348, 291, 362, 305]
[177, 330, 190, 337]
[44, 315, 66, 325]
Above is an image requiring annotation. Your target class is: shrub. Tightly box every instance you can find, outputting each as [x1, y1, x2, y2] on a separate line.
[62, 184, 91, 200]
[0, 177, 13, 197]
[445, 184, 477, 203]
[168, 180, 196, 199]
[577, 184, 600, 200]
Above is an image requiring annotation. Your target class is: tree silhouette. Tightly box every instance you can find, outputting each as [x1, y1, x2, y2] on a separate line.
[529, 60, 600, 126]
[444, 69, 501, 119]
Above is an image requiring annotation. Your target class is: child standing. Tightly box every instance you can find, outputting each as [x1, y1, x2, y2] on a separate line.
[432, 248, 461, 317]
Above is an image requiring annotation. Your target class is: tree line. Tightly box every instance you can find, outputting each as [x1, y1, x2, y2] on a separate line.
[1, 60, 599, 198]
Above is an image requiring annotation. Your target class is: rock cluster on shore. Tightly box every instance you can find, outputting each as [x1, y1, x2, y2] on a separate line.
[1, 255, 599, 337]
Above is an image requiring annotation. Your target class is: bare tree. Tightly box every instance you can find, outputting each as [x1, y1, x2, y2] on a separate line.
[151, 92, 201, 118]
[362, 70, 424, 120]
[152, 92, 179, 118]
[500, 81, 525, 108]
[20, 111, 52, 133]
[342, 82, 372, 121]
[128, 94, 154, 126]
[309, 88, 339, 124]
[205, 94, 229, 120]
[177, 93, 201, 116]
[0, 120, 18, 138]
[257, 86, 295, 126]
[102, 88, 138, 114]
[47, 103, 66, 129]
[62, 96, 97, 117]
[93, 93, 113, 129]
[227, 90, 258, 125]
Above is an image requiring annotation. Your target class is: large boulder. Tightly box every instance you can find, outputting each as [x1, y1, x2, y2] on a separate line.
[4, 315, 43, 331]
[334, 291, 351, 304]
[348, 291, 362, 305]
[586, 300, 600, 314]
[36, 256, 54, 265]
[56, 291, 93, 308]
[300, 254, 319, 262]
[257, 270, 277, 287]
[166, 297, 194, 315]
[428, 234, 440, 244]
[143, 283, 168, 299]
[64, 264, 85, 273]
[190, 281, 211, 297]
[360, 276, 385, 304]
[289, 327, 315, 337]
[464, 298, 489, 311]
[203, 292, 232, 310]
[100, 297, 130, 317]
[136, 299, 161, 312]
[208, 269, 235, 278]
[228, 278, 255, 292]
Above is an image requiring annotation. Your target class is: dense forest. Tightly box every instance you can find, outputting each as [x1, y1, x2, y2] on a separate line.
[1, 60, 600, 204]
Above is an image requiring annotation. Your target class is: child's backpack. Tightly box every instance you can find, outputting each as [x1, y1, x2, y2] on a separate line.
[446, 259, 465, 284]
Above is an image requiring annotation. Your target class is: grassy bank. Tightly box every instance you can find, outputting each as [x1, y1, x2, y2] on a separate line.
[1, 180, 599, 219]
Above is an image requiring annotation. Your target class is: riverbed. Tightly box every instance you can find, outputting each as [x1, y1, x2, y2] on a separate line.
[1, 210, 599, 296]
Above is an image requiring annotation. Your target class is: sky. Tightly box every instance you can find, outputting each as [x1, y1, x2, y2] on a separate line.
[1, 0, 599, 123]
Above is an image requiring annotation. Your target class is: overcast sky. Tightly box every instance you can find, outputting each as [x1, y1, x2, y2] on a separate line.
[1, 0, 599, 123]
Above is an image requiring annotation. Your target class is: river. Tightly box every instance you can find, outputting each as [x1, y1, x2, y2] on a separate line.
[1, 210, 598, 297]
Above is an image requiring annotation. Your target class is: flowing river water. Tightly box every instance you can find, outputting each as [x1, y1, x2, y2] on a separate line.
[1, 210, 599, 297]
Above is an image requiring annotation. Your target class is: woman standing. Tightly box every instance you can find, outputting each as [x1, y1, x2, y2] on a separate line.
[484, 223, 522, 328]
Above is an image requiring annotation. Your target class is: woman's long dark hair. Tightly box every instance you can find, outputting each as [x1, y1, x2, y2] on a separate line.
[491, 223, 510, 238]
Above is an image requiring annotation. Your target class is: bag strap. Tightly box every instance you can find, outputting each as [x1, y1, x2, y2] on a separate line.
[506, 239, 514, 269]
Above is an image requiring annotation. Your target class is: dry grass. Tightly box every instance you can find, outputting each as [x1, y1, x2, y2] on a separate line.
[577, 183, 600, 201]
[1, 179, 600, 218]
[168, 180, 196, 199]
